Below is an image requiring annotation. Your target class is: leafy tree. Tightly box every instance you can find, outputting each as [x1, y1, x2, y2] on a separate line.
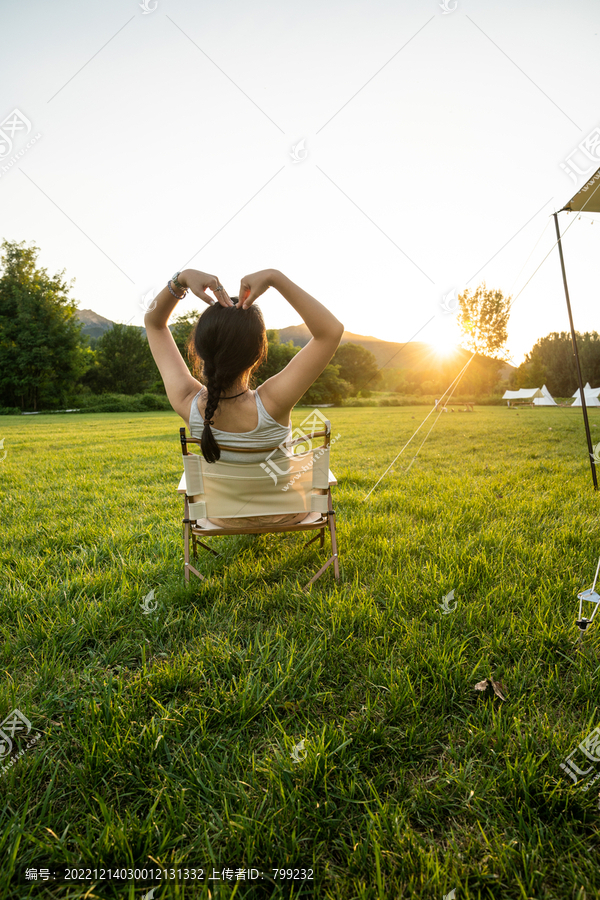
[254, 331, 351, 404]
[170, 309, 202, 367]
[299, 363, 351, 406]
[457, 283, 511, 359]
[0, 239, 90, 410]
[331, 342, 381, 395]
[513, 331, 600, 397]
[85, 324, 157, 394]
[510, 357, 549, 391]
[253, 330, 300, 385]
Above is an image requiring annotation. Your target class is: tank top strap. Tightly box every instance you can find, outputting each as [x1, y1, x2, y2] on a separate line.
[189, 390, 203, 426]
[254, 389, 289, 428]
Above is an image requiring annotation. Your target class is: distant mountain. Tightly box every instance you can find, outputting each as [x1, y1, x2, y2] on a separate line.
[277, 324, 515, 377]
[76, 309, 116, 339]
[76, 309, 143, 339]
[76, 309, 514, 377]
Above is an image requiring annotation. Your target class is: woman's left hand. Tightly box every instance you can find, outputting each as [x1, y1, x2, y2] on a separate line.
[181, 270, 233, 306]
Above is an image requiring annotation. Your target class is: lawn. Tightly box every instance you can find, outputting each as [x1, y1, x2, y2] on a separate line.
[1, 405, 600, 899]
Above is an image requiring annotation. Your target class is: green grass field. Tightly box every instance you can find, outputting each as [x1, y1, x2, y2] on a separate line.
[2, 406, 600, 899]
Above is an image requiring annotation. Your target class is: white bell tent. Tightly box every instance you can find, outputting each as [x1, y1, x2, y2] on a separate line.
[572, 383, 600, 407]
[533, 385, 558, 406]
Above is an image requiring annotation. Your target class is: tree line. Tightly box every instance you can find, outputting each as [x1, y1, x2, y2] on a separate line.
[3, 238, 594, 412]
[0, 241, 380, 411]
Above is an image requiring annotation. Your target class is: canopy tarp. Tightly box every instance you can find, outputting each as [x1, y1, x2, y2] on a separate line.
[561, 165, 600, 213]
[533, 384, 558, 406]
[503, 388, 544, 401]
[557, 169, 600, 489]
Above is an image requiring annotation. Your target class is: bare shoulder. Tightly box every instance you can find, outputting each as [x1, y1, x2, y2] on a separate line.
[178, 385, 204, 426]
[255, 383, 292, 427]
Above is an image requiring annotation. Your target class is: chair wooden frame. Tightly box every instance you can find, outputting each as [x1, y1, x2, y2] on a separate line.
[178, 421, 340, 591]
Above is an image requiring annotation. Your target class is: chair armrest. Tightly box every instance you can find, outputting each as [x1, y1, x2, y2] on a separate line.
[328, 469, 338, 486]
[177, 472, 187, 493]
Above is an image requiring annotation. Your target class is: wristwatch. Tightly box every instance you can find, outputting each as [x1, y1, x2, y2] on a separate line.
[171, 271, 185, 290]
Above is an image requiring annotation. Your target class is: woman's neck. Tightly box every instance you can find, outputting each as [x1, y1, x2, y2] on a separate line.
[220, 376, 250, 398]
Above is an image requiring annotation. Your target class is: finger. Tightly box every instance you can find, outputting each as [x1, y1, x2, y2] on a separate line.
[212, 278, 233, 307]
[221, 287, 233, 306]
[239, 285, 252, 309]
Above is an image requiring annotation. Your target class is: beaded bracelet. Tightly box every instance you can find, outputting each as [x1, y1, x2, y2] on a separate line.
[168, 280, 187, 299]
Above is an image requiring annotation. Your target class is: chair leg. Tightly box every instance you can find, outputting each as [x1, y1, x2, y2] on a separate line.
[328, 490, 340, 580]
[302, 493, 340, 591]
[302, 554, 337, 590]
[195, 539, 220, 558]
[184, 522, 205, 583]
[304, 529, 323, 548]
[185, 562, 205, 581]
[329, 516, 340, 581]
[184, 521, 190, 582]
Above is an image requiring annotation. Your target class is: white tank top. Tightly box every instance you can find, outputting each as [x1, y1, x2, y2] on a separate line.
[189, 389, 292, 463]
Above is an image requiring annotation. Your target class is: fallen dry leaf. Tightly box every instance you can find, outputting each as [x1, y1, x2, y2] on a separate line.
[473, 677, 507, 701]
[490, 678, 506, 701]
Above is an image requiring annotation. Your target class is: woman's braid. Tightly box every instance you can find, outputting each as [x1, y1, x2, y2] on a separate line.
[200, 365, 225, 463]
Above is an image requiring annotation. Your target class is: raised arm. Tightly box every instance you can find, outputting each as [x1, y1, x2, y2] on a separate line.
[239, 269, 344, 418]
[144, 269, 232, 420]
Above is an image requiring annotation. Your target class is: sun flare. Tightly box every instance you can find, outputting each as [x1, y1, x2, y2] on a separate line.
[428, 337, 458, 356]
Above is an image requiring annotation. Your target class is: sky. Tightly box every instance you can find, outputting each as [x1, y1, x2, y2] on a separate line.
[1, 0, 599, 366]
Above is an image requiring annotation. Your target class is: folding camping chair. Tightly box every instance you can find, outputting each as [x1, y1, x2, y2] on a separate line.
[177, 420, 340, 590]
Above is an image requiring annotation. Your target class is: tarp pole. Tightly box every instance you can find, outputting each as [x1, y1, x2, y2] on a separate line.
[553, 212, 598, 491]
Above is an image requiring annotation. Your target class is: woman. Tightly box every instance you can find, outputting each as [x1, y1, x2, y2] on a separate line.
[145, 268, 344, 525]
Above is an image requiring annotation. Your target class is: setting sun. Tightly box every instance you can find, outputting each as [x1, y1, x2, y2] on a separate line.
[428, 337, 458, 356]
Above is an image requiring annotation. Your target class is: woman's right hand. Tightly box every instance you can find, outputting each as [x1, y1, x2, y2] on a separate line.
[182, 269, 233, 306]
[238, 269, 277, 309]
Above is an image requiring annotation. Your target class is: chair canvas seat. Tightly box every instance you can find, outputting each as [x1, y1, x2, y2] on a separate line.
[181, 451, 329, 520]
[178, 421, 340, 590]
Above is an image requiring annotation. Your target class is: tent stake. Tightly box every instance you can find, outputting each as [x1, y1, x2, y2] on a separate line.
[553, 212, 598, 491]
